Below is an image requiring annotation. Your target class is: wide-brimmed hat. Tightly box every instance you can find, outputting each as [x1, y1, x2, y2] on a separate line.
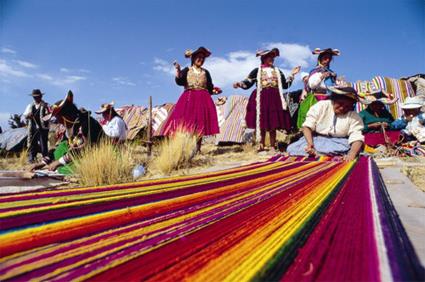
[358, 89, 398, 105]
[29, 89, 44, 97]
[312, 48, 340, 56]
[42, 90, 74, 121]
[328, 86, 359, 101]
[184, 47, 211, 58]
[95, 101, 115, 114]
[401, 96, 425, 109]
[256, 48, 280, 58]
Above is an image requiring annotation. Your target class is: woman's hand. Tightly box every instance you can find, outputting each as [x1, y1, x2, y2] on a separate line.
[304, 143, 316, 156]
[212, 87, 222, 95]
[343, 152, 357, 162]
[48, 160, 62, 171]
[291, 66, 301, 76]
[233, 82, 242, 89]
[173, 61, 181, 77]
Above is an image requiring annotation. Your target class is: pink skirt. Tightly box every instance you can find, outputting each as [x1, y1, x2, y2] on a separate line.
[245, 88, 291, 131]
[161, 89, 219, 136]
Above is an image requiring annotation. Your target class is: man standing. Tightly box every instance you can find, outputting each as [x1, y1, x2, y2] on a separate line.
[23, 89, 50, 163]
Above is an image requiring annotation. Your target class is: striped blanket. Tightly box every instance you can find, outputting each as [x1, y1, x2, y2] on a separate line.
[116, 105, 146, 140]
[152, 103, 174, 136]
[352, 76, 415, 119]
[215, 95, 249, 144]
[0, 157, 422, 281]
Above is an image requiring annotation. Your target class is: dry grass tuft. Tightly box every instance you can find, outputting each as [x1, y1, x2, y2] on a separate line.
[148, 130, 198, 176]
[71, 140, 140, 186]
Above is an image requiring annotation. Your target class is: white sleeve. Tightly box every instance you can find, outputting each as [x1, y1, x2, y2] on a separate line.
[102, 119, 121, 138]
[308, 72, 324, 90]
[348, 113, 365, 144]
[302, 102, 322, 131]
[23, 104, 32, 118]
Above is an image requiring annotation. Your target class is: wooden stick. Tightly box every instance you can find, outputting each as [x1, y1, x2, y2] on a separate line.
[147, 96, 153, 156]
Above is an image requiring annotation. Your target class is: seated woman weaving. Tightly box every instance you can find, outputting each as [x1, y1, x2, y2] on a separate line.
[287, 86, 364, 161]
[358, 92, 400, 147]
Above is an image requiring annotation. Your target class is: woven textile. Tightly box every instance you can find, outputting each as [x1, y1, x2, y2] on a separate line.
[215, 95, 249, 144]
[115, 105, 146, 140]
[0, 157, 422, 281]
[352, 76, 415, 119]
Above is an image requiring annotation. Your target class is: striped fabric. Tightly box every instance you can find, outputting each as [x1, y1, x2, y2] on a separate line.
[352, 76, 415, 118]
[0, 157, 422, 281]
[215, 95, 249, 144]
[116, 105, 146, 140]
[152, 103, 174, 136]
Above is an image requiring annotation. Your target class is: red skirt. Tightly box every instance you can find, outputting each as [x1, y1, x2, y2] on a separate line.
[161, 89, 219, 136]
[245, 88, 291, 131]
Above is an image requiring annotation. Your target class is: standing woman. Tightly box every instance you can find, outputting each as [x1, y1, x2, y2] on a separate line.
[297, 48, 340, 128]
[162, 47, 221, 152]
[234, 48, 300, 151]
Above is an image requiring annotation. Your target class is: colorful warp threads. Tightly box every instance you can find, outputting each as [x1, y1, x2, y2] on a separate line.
[0, 157, 423, 281]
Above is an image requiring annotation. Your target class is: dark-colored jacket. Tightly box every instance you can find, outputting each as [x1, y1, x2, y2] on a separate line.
[175, 67, 215, 95]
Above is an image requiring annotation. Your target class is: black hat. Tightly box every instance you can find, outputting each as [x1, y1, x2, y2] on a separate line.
[30, 89, 44, 97]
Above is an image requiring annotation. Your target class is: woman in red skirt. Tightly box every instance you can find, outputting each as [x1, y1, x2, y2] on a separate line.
[162, 46, 221, 152]
[233, 48, 300, 151]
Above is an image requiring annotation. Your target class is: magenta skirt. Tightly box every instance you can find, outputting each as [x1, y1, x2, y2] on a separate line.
[364, 131, 400, 147]
[161, 89, 219, 136]
[246, 88, 291, 131]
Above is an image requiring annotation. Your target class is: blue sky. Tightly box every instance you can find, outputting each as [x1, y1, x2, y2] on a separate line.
[0, 0, 424, 130]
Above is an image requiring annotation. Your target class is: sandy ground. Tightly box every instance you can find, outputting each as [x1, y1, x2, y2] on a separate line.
[379, 166, 425, 264]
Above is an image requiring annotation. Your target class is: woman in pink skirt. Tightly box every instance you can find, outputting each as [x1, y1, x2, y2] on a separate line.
[162, 46, 221, 152]
[234, 48, 300, 151]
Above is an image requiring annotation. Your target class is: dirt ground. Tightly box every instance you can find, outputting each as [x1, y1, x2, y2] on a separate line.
[1, 145, 424, 192]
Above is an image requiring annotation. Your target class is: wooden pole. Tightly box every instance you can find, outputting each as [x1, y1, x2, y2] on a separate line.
[147, 96, 153, 156]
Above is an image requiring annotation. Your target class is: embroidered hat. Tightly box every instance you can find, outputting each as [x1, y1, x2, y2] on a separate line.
[42, 90, 74, 121]
[358, 90, 398, 105]
[184, 47, 211, 58]
[95, 101, 115, 114]
[328, 86, 359, 101]
[401, 96, 425, 109]
[29, 89, 44, 97]
[312, 48, 340, 56]
[256, 48, 280, 58]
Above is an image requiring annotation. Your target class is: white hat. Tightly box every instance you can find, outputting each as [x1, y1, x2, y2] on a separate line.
[401, 96, 424, 109]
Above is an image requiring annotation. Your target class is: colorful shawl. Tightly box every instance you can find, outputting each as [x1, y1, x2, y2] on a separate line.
[0, 157, 422, 281]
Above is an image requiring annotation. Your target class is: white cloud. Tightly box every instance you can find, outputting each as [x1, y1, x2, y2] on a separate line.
[60, 67, 70, 72]
[112, 77, 136, 86]
[153, 43, 315, 89]
[37, 73, 87, 86]
[16, 60, 38, 69]
[78, 68, 91, 73]
[0, 59, 30, 78]
[0, 112, 11, 131]
[56, 75, 87, 85]
[153, 58, 174, 75]
[1, 48, 16, 54]
[36, 73, 54, 81]
[263, 42, 314, 68]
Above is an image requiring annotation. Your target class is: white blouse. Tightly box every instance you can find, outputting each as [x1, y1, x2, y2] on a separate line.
[102, 116, 127, 141]
[303, 100, 365, 144]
